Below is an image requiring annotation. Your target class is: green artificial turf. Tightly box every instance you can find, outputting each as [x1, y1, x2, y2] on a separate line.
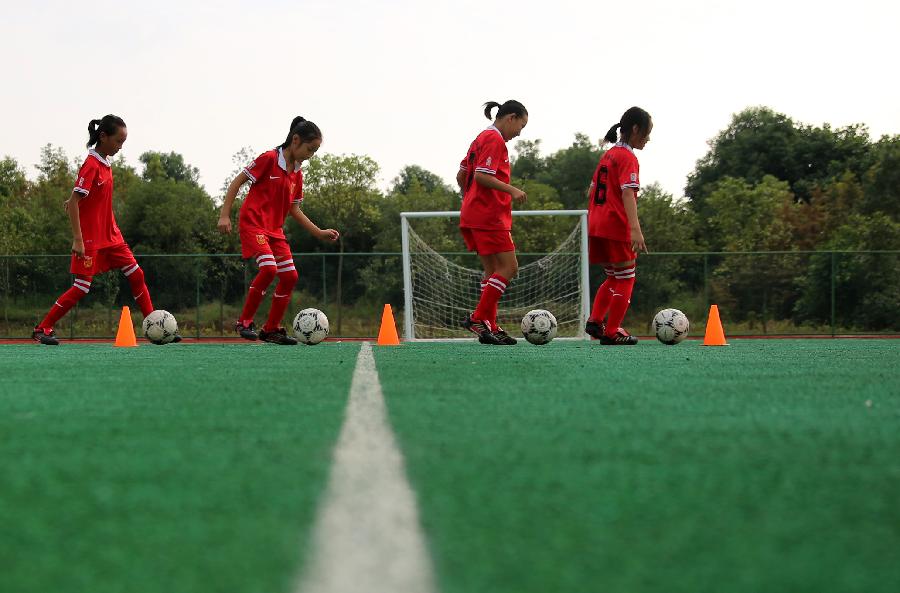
[3, 339, 899, 593]
[0, 343, 359, 593]
[374, 340, 900, 593]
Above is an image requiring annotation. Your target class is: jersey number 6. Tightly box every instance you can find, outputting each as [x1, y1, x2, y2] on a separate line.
[592, 165, 608, 206]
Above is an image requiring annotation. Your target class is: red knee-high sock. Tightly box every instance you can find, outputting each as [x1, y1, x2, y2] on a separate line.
[605, 266, 636, 337]
[263, 260, 298, 332]
[240, 255, 278, 324]
[590, 266, 616, 322]
[39, 276, 92, 329]
[122, 264, 154, 317]
[473, 273, 508, 329]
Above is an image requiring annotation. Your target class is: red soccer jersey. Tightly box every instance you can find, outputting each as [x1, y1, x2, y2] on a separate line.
[72, 150, 125, 251]
[459, 126, 512, 231]
[239, 147, 304, 239]
[587, 143, 641, 242]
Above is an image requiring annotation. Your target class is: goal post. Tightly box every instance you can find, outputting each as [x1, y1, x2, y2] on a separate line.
[401, 210, 590, 341]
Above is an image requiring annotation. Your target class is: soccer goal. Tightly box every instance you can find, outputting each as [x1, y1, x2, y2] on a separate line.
[400, 210, 590, 341]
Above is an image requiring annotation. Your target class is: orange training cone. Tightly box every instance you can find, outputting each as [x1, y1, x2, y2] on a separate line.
[702, 304, 728, 346]
[114, 306, 138, 347]
[377, 304, 401, 346]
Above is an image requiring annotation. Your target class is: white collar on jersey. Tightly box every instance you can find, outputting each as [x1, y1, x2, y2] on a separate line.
[277, 147, 303, 173]
[615, 142, 635, 155]
[88, 149, 112, 167]
[486, 124, 504, 140]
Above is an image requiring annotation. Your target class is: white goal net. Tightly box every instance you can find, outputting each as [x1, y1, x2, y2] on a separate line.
[401, 210, 590, 340]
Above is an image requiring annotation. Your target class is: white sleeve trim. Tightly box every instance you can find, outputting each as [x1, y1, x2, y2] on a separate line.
[621, 183, 640, 189]
[73, 187, 90, 196]
[475, 167, 497, 175]
[242, 168, 257, 184]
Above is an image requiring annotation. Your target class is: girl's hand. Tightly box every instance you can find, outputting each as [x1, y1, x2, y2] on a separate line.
[511, 187, 527, 204]
[631, 229, 648, 254]
[72, 238, 85, 258]
[217, 216, 232, 234]
[318, 228, 340, 242]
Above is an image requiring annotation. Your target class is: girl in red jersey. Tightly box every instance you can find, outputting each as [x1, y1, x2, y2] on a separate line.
[218, 117, 339, 345]
[584, 106, 652, 345]
[456, 100, 529, 345]
[33, 115, 169, 345]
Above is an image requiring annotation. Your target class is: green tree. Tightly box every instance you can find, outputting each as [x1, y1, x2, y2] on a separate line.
[118, 152, 229, 310]
[359, 170, 462, 308]
[300, 154, 382, 332]
[512, 134, 602, 210]
[139, 151, 201, 185]
[0, 157, 30, 256]
[390, 165, 452, 195]
[686, 106, 873, 224]
[627, 184, 701, 319]
[27, 145, 76, 254]
[511, 139, 546, 181]
[860, 135, 900, 219]
[795, 213, 900, 330]
[703, 176, 799, 330]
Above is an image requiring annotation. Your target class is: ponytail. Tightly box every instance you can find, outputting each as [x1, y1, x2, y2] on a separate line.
[605, 106, 651, 145]
[87, 114, 126, 148]
[483, 99, 528, 121]
[281, 116, 322, 148]
[604, 123, 621, 144]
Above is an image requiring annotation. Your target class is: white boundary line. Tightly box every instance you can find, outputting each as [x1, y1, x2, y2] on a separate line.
[295, 342, 437, 593]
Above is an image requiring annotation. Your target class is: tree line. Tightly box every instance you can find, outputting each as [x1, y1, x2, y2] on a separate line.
[1, 106, 898, 332]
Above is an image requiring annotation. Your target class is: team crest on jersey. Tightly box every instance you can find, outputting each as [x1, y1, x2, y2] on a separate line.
[256, 234, 266, 245]
[485, 157, 492, 167]
[289, 181, 296, 195]
[78, 176, 85, 187]
[630, 173, 637, 182]
[83, 255, 93, 268]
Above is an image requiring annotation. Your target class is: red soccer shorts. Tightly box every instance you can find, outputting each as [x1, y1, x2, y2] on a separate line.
[240, 229, 292, 260]
[588, 236, 637, 265]
[460, 228, 515, 255]
[70, 243, 138, 275]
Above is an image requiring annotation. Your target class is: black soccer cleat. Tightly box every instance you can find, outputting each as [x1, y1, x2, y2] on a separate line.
[235, 321, 258, 341]
[461, 314, 502, 345]
[32, 326, 59, 346]
[259, 327, 298, 345]
[584, 320, 607, 340]
[493, 328, 518, 345]
[599, 329, 639, 345]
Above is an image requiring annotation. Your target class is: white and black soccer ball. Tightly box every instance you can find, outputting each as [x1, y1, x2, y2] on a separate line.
[521, 309, 558, 345]
[143, 309, 178, 345]
[653, 308, 690, 345]
[293, 308, 329, 345]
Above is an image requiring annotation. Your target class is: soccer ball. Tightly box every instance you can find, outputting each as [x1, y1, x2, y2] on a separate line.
[521, 309, 558, 345]
[653, 308, 690, 345]
[293, 308, 329, 345]
[143, 309, 178, 345]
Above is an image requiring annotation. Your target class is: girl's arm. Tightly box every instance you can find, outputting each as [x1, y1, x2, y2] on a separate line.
[288, 203, 339, 242]
[217, 173, 250, 234]
[64, 191, 85, 256]
[474, 172, 526, 204]
[456, 169, 467, 191]
[622, 187, 648, 254]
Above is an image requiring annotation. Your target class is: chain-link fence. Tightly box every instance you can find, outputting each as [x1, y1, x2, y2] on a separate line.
[2, 251, 898, 338]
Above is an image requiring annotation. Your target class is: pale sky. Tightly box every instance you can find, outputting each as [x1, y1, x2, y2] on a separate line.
[3, 0, 898, 200]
